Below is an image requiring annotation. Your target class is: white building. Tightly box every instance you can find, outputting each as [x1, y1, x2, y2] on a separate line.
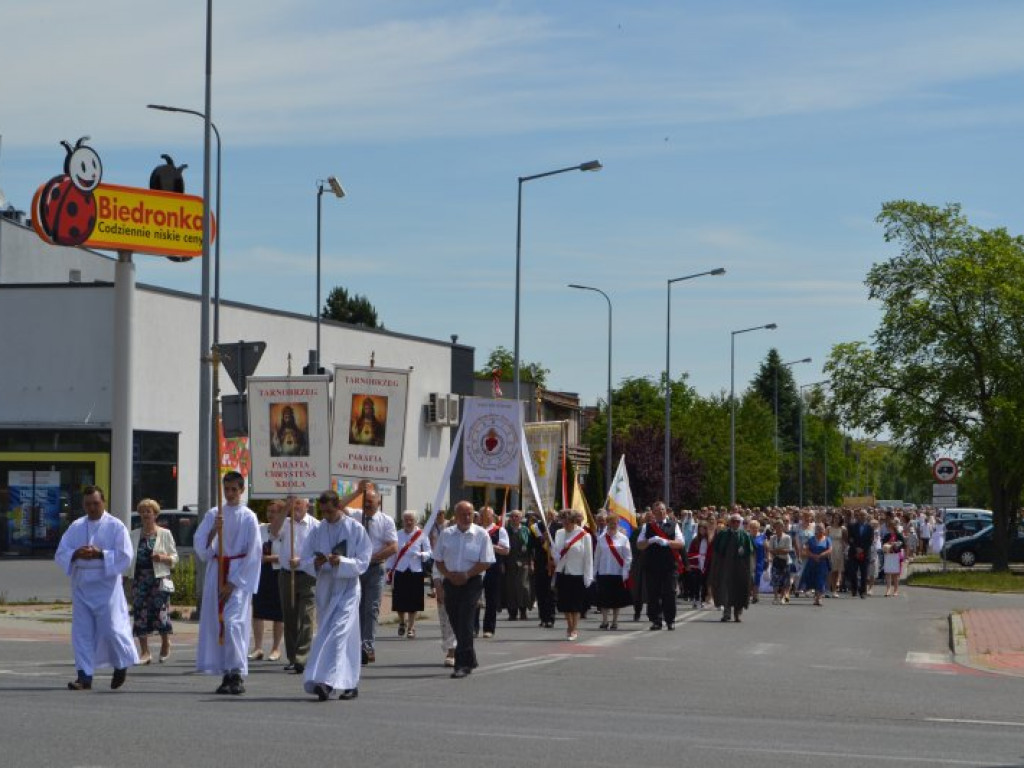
[0, 212, 473, 554]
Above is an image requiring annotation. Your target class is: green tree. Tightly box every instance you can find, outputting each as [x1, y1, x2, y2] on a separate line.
[475, 345, 548, 388]
[750, 348, 804, 504]
[825, 200, 1024, 570]
[322, 286, 383, 328]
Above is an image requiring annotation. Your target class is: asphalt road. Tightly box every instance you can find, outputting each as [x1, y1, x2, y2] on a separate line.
[0, 581, 1022, 768]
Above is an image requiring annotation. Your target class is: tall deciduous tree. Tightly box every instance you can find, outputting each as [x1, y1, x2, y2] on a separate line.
[475, 345, 549, 388]
[826, 200, 1024, 570]
[322, 286, 383, 329]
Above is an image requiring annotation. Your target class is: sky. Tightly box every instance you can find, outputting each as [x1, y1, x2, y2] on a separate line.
[4, 1, 1024, 409]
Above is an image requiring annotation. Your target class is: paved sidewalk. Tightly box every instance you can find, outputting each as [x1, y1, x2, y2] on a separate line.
[952, 608, 1024, 677]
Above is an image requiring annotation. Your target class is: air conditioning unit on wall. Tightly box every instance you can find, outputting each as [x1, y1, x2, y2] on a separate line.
[426, 393, 448, 426]
[447, 394, 460, 426]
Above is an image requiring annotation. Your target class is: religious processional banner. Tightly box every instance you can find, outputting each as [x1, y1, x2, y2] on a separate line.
[247, 376, 332, 498]
[461, 397, 524, 487]
[522, 422, 563, 512]
[330, 365, 410, 483]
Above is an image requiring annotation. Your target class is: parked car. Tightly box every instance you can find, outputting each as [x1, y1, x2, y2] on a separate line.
[130, 506, 199, 557]
[942, 508, 992, 524]
[942, 523, 1024, 567]
[943, 518, 989, 542]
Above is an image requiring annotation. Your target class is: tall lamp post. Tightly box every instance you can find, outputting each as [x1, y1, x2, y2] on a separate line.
[774, 356, 811, 506]
[568, 283, 613, 489]
[799, 380, 829, 507]
[315, 177, 346, 371]
[664, 268, 726, 504]
[147, 105, 223, 346]
[730, 323, 777, 507]
[514, 161, 601, 408]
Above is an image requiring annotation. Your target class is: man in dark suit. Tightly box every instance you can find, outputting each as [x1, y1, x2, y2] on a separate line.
[846, 509, 874, 598]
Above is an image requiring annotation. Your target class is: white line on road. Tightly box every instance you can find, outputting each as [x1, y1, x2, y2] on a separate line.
[905, 651, 952, 665]
[0, 669, 61, 677]
[925, 717, 1024, 728]
[474, 656, 566, 675]
[450, 730, 576, 742]
[696, 742, 986, 765]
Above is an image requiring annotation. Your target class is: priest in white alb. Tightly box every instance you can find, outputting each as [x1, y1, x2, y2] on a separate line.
[194, 471, 261, 695]
[55, 485, 139, 691]
[302, 489, 372, 701]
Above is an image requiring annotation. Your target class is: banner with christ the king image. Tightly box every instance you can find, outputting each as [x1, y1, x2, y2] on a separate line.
[461, 397, 524, 487]
[247, 376, 332, 498]
[330, 365, 410, 483]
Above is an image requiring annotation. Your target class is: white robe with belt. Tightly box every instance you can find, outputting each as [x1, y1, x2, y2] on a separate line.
[194, 504, 261, 675]
[301, 516, 372, 693]
[54, 512, 139, 676]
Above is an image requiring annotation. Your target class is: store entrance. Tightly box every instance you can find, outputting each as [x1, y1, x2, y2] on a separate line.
[0, 458, 104, 555]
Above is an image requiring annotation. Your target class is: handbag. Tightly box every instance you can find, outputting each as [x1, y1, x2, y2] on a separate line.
[160, 577, 175, 593]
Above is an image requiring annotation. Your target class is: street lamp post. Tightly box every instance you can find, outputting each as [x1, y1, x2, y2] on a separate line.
[774, 357, 811, 506]
[315, 177, 346, 370]
[146, 105, 222, 345]
[568, 283, 613, 489]
[514, 161, 601, 409]
[799, 380, 829, 507]
[730, 323, 778, 507]
[664, 268, 726, 504]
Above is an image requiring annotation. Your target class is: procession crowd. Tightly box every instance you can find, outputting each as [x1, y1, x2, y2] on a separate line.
[54, 476, 943, 701]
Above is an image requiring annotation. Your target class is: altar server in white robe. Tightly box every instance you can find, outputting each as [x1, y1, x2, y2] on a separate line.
[194, 471, 262, 695]
[55, 485, 139, 690]
[302, 489, 372, 701]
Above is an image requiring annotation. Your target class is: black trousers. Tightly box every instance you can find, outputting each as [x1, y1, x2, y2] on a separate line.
[645, 568, 677, 625]
[847, 555, 870, 596]
[445, 576, 483, 671]
[474, 563, 501, 633]
[533, 566, 555, 623]
[278, 571, 316, 665]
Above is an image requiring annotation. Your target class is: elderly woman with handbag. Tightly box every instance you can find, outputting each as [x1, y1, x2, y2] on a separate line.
[126, 499, 178, 664]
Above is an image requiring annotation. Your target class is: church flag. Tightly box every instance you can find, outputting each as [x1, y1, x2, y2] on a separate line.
[605, 455, 637, 537]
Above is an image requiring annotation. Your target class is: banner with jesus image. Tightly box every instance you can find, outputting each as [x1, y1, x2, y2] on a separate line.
[247, 376, 332, 498]
[330, 365, 410, 483]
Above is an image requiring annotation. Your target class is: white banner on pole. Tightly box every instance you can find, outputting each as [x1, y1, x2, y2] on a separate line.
[247, 376, 332, 498]
[330, 365, 410, 483]
[522, 422, 563, 512]
[461, 397, 523, 487]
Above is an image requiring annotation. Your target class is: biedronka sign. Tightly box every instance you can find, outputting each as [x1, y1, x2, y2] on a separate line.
[31, 137, 215, 259]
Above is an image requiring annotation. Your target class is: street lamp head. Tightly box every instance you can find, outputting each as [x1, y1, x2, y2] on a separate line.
[710, 267, 726, 276]
[326, 176, 346, 199]
[765, 323, 778, 330]
[578, 160, 602, 172]
[147, 104, 174, 112]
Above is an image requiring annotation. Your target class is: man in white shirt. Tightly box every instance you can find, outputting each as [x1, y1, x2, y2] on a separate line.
[277, 496, 319, 673]
[435, 501, 496, 678]
[342, 480, 398, 665]
[194, 472, 262, 695]
[637, 501, 685, 630]
[55, 485, 138, 691]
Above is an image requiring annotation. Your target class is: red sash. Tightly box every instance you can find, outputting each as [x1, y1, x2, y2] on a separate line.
[605, 532, 633, 590]
[387, 528, 422, 584]
[648, 520, 685, 574]
[216, 552, 247, 643]
[559, 530, 586, 560]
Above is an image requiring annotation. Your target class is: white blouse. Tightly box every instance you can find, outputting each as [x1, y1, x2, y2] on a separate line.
[554, 527, 594, 587]
[594, 530, 631, 578]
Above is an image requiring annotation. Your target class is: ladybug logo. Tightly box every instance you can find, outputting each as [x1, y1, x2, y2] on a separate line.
[34, 137, 103, 246]
[149, 154, 191, 263]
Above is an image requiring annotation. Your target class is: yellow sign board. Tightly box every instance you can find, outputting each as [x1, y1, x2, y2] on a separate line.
[33, 181, 215, 259]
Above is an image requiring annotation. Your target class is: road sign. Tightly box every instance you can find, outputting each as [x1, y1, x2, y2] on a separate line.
[216, 341, 266, 394]
[932, 482, 957, 508]
[932, 457, 959, 483]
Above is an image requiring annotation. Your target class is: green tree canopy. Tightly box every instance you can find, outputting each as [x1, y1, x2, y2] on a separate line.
[825, 200, 1024, 570]
[322, 286, 383, 329]
[475, 345, 549, 388]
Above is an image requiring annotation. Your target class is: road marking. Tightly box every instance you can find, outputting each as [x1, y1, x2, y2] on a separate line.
[696, 742, 984, 765]
[450, 730, 576, 742]
[925, 717, 1024, 728]
[475, 656, 566, 675]
[0, 669, 61, 677]
[906, 651, 952, 665]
